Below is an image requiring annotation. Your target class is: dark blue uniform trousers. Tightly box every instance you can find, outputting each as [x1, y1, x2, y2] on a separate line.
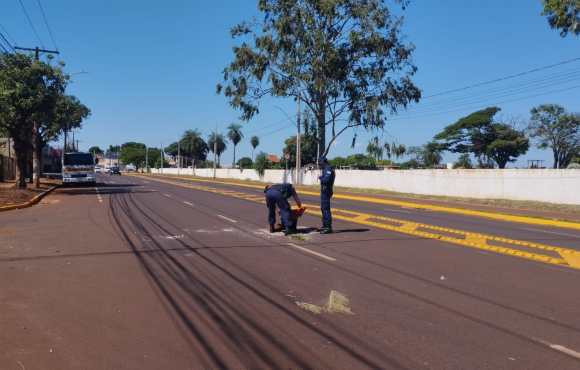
[321, 192, 332, 228]
[265, 188, 291, 228]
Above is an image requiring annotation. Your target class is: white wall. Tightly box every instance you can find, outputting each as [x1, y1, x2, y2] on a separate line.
[150, 167, 580, 205]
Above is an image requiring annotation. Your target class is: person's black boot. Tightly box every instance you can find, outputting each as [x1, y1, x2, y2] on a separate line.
[319, 227, 333, 234]
[284, 227, 298, 236]
[269, 224, 276, 233]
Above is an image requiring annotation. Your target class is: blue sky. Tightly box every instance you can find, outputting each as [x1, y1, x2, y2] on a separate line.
[1, 0, 578, 166]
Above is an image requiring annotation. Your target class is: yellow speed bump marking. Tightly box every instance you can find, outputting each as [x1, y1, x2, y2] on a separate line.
[139, 174, 580, 231]
[138, 175, 580, 270]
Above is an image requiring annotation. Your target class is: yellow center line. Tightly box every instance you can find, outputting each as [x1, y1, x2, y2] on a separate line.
[134, 174, 580, 270]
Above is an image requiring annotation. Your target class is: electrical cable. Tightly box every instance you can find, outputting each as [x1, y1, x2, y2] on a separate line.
[35, 0, 58, 51]
[17, 0, 45, 48]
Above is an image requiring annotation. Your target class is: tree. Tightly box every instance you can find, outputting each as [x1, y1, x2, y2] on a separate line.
[119, 142, 147, 169]
[384, 142, 406, 160]
[181, 129, 208, 166]
[345, 154, 377, 169]
[227, 123, 244, 166]
[250, 135, 260, 160]
[0, 53, 74, 188]
[542, 0, 579, 37]
[253, 151, 271, 177]
[408, 142, 444, 168]
[88, 146, 103, 155]
[529, 104, 580, 168]
[281, 117, 318, 167]
[435, 107, 529, 168]
[218, 0, 421, 159]
[207, 132, 227, 166]
[454, 153, 473, 169]
[237, 156, 253, 169]
[366, 137, 383, 161]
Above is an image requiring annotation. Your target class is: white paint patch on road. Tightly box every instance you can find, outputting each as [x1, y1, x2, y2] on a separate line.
[217, 214, 238, 223]
[164, 234, 185, 240]
[547, 344, 580, 360]
[142, 180, 150, 184]
[95, 187, 103, 203]
[163, 193, 172, 198]
[287, 243, 336, 262]
[183, 201, 194, 206]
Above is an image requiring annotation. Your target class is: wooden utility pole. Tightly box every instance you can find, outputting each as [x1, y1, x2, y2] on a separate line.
[296, 95, 301, 185]
[14, 46, 60, 188]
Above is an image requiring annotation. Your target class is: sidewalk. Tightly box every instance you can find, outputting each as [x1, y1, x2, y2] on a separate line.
[0, 180, 60, 208]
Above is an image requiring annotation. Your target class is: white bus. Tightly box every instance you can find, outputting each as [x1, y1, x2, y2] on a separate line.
[62, 152, 96, 185]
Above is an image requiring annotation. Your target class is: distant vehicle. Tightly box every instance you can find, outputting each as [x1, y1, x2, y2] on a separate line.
[63, 152, 96, 185]
[125, 164, 136, 172]
[108, 166, 121, 175]
[94, 165, 105, 173]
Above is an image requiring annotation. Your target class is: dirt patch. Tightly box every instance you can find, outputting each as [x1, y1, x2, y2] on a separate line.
[0, 180, 60, 207]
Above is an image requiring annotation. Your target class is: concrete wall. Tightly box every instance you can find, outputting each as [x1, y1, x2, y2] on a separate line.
[150, 167, 580, 205]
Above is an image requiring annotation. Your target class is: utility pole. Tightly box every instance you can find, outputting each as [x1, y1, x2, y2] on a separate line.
[213, 125, 218, 179]
[14, 46, 59, 61]
[296, 95, 302, 185]
[145, 146, 149, 173]
[160, 143, 164, 173]
[177, 140, 181, 174]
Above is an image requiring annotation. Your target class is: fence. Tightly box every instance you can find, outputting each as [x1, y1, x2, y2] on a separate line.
[0, 155, 16, 182]
[149, 167, 580, 205]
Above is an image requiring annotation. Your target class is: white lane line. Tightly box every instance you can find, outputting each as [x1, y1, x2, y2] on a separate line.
[94, 187, 103, 203]
[217, 214, 238, 223]
[549, 344, 580, 359]
[142, 180, 150, 184]
[518, 226, 580, 239]
[183, 201, 194, 206]
[287, 243, 336, 262]
[163, 193, 172, 198]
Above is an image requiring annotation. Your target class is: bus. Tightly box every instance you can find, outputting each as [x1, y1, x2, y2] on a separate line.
[62, 152, 96, 185]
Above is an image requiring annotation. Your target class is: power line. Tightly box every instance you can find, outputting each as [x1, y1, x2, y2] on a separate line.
[423, 56, 580, 99]
[17, 0, 45, 48]
[35, 0, 58, 51]
[0, 23, 16, 45]
[0, 31, 14, 52]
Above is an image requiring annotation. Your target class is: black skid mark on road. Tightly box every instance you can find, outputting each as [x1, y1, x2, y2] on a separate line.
[108, 191, 412, 370]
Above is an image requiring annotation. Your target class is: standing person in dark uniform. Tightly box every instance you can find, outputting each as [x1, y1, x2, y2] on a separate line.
[264, 183, 302, 235]
[318, 157, 335, 234]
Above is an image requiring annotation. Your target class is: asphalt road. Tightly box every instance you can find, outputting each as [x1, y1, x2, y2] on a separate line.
[1, 174, 579, 370]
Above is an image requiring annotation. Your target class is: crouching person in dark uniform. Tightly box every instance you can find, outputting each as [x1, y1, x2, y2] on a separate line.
[264, 183, 302, 235]
[318, 157, 336, 234]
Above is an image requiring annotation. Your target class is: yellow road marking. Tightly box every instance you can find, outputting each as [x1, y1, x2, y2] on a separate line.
[138, 174, 580, 231]
[135, 175, 580, 270]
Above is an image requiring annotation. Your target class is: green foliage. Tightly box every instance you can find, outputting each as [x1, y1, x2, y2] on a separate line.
[281, 116, 319, 167]
[165, 130, 209, 166]
[529, 104, 580, 168]
[454, 153, 473, 169]
[435, 107, 529, 168]
[218, 0, 420, 158]
[541, 0, 579, 36]
[207, 132, 227, 165]
[88, 146, 103, 155]
[408, 142, 445, 168]
[227, 123, 244, 166]
[253, 151, 271, 177]
[0, 52, 89, 187]
[237, 156, 253, 169]
[250, 136, 259, 150]
[366, 137, 383, 160]
[344, 154, 377, 170]
[119, 142, 147, 169]
[329, 156, 348, 168]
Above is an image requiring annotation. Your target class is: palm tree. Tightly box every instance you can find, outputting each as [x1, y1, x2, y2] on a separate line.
[207, 133, 227, 166]
[227, 123, 244, 167]
[366, 136, 383, 160]
[180, 129, 208, 166]
[250, 136, 260, 160]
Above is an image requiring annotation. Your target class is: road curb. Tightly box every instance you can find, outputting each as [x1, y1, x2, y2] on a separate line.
[0, 185, 60, 212]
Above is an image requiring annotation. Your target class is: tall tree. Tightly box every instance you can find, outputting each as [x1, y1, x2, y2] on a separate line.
[207, 132, 227, 166]
[88, 146, 103, 156]
[529, 104, 580, 168]
[227, 123, 244, 166]
[119, 142, 147, 169]
[181, 129, 208, 166]
[282, 117, 318, 166]
[218, 0, 420, 158]
[541, 0, 579, 37]
[408, 142, 444, 168]
[435, 107, 529, 168]
[0, 53, 73, 188]
[250, 135, 260, 160]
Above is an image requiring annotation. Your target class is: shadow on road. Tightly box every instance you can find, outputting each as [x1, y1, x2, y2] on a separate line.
[108, 191, 408, 370]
